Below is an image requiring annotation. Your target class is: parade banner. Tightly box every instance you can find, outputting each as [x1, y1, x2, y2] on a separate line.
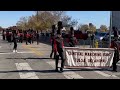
[64, 47, 115, 67]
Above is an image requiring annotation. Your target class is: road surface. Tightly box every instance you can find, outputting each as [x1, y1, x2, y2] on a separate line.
[0, 35, 120, 79]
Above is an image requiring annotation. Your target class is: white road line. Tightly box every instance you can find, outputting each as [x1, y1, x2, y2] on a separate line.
[86, 67, 118, 78]
[0, 51, 34, 55]
[0, 52, 13, 54]
[17, 51, 34, 53]
[15, 63, 39, 79]
[94, 71, 111, 77]
[46, 60, 84, 79]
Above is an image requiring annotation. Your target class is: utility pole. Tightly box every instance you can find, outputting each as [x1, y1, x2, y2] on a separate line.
[109, 11, 112, 48]
[37, 11, 38, 22]
[36, 11, 39, 32]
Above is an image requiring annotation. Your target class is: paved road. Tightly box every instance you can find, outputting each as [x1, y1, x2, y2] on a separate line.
[0, 36, 120, 79]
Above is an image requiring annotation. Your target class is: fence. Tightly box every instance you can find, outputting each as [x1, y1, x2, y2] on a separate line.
[38, 33, 109, 48]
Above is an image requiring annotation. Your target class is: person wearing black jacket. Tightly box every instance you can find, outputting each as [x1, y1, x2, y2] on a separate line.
[2, 29, 5, 40]
[110, 40, 119, 72]
[50, 25, 56, 59]
[36, 30, 39, 45]
[113, 27, 119, 41]
[112, 41, 119, 72]
[12, 31, 18, 53]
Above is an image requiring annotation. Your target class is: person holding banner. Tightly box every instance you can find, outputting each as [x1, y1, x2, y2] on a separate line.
[113, 27, 119, 41]
[110, 40, 119, 72]
[68, 27, 78, 47]
[54, 21, 65, 72]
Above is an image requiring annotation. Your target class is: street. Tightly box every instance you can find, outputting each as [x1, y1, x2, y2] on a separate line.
[0, 35, 120, 79]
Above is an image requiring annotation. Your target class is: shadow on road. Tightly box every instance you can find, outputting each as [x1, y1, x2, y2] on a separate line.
[0, 70, 58, 73]
[0, 68, 116, 74]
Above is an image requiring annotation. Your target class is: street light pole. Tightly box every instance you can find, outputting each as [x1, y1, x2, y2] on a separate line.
[109, 11, 112, 48]
[36, 11, 39, 32]
[37, 11, 38, 22]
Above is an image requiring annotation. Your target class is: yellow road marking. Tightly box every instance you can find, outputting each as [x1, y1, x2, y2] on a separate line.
[22, 44, 44, 56]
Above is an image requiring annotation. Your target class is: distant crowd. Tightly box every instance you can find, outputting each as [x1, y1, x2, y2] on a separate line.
[2, 29, 40, 45]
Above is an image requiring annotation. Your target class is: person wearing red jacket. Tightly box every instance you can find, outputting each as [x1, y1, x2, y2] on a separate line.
[54, 21, 65, 72]
[68, 27, 78, 47]
[26, 31, 30, 45]
[19, 33, 23, 43]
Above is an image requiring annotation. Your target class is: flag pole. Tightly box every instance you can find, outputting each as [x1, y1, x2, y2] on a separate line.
[109, 11, 112, 48]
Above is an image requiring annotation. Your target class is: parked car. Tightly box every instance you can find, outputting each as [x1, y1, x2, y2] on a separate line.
[102, 33, 114, 41]
[94, 32, 108, 41]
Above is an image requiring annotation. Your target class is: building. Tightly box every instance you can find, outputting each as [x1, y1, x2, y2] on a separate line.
[112, 11, 120, 30]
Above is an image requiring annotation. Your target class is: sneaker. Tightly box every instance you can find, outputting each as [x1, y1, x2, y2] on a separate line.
[13, 50, 15, 53]
[60, 68, 63, 72]
[55, 68, 58, 72]
[50, 55, 52, 59]
[112, 69, 117, 72]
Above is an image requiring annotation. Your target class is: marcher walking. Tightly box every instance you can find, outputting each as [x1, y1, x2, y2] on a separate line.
[2, 29, 5, 40]
[113, 27, 119, 41]
[54, 21, 65, 72]
[110, 40, 119, 72]
[36, 30, 40, 45]
[12, 31, 18, 53]
[50, 25, 56, 59]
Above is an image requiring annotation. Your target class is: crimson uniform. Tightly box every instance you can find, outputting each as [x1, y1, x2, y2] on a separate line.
[68, 35, 78, 47]
[26, 33, 30, 45]
[54, 35, 64, 72]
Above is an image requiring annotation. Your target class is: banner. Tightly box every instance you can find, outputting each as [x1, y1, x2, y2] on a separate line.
[64, 47, 115, 67]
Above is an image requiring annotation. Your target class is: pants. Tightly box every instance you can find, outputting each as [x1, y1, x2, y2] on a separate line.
[26, 38, 28, 45]
[55, 51, 65, 70]
[19, 37, 23, 43]
[36, 37, 39, 45]
[113, 50, 119, 71]
[50, 50, 56, 59]
[13, 42, 17, 50]
[3, 35, 5, 40]
[31, 37, 34, 44]
[50, 42, 56, 58]
[28, 38, 31, 44]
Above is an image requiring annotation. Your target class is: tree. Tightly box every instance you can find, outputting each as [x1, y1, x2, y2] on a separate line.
[27, 15, 36, 29]
[16, 16, 29, 30]
[89, 23, 96, 34]
[16, 11, 78, 32]
[100, 25, 108, 32]
[50, 11, 66, 23]
[35, 11, 65, 24]
[79, 24, 89, 33]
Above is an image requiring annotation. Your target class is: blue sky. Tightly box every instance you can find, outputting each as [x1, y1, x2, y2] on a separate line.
[0, 11, 110, 29]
